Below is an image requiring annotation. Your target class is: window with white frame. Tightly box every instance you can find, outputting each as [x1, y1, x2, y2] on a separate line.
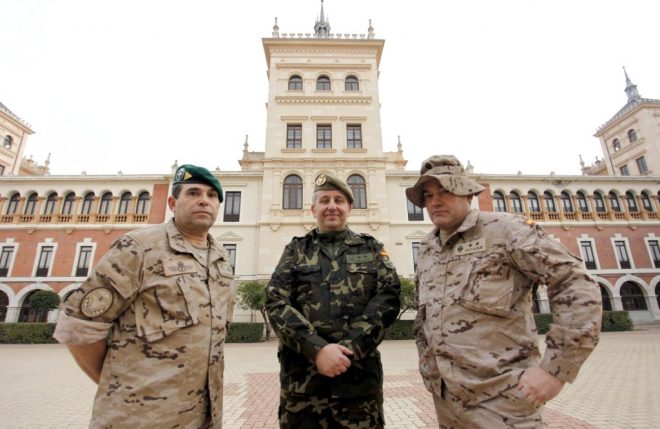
[579, 240, 597, 270]
[407, 198, 424, 221]
[647, 239, 660, 269]
[35, 245, 54, 276]
[224, 192, 241, 222]
[412, 242, 421, 271]
[0, 246, 16, 277]
[75, 245, 94, 277]
[613, 240, 632, 269]
[223, 244, 236, 274]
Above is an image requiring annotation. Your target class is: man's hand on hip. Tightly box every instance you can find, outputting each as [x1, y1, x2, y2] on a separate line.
[518, 366, 565, 407]
[315, 344, 353, 377]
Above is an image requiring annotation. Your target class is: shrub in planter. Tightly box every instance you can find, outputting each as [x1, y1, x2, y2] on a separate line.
[384, 319, 414, 340]
[0, 323, 57, 344]
[226, 322, 264, 343]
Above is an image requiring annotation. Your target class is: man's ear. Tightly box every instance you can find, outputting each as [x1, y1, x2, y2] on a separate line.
[168, 195, 176, 211]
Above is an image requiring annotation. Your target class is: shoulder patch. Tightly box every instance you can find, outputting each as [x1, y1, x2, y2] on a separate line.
[525, 218, 535, 226]
[80, 288, 114, 318]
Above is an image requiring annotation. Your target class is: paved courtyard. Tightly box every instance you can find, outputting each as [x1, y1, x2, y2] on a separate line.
[0, 328, 658, 428]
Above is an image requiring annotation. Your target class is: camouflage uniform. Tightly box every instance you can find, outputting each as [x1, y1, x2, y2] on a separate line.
[266, 228, 401, 428]
[414, 209, 602, 428]
[54, 219, 236, 429]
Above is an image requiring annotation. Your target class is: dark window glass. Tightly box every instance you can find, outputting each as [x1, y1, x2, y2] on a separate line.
[614, 240, 631, 269]
[641, 192, 654, 212]
[648, 240, 660, 269]
[407, 199, 424, 221]
[224, 191, 241, 222]
[628, 129, 638, 143]
[560, 191, 573, 212]
[625, 192, 638, 212]
[345, 75, 359, 91]
[36, 246, 54, 276]
[612, 138, 621, 151]
[3, 135, 12, 149]
[24, 193, 38, 215]
[44, 193, 58, 215]
[527, 192, 540, 212]
[493, 191, 506, 212]
[118, 192, 132, 215]
[81, 192, 95, 215]
[0, 164, 5, 176]
[580, 241, 597, 270]
[283, 175, 303, 210]
[288, 75, 303, 91]
[510, 192, 523, 213]
[636, 156, 648, 174]
[347, 125, 362, 149]
[593, 192, 605, 212]
[223, 244, 236, 274]
[544, 192, 556, 212]
[412, 242, 420, 271]
[600, 285, 612, 311]
[316, 75, 331, 91]
[577, 192, 589, 212]
[0, 247, 14, 277]
[620, 282, 647, 311]
[316, 125, 332, 148]
[347, 175, 367, 209]
[136, 191, 150, 215]
[62, 192, 76, 215]
[287, 124, 302, 149]
[609, 192, 621, 212]
[99, 192, 113, 215]
[76, 246, 93, 277]
[6, 193, 20, 215]
[620, 165, 630, 176]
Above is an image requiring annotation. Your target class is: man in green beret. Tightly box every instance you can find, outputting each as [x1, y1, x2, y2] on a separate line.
[266, 173, 401, 428]
[54, 164, 236, 428]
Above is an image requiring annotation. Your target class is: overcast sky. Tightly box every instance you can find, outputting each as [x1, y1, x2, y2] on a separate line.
[2, 0, 659, 176]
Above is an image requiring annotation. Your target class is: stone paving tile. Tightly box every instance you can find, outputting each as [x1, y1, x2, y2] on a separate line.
[1, 328, 658, 428]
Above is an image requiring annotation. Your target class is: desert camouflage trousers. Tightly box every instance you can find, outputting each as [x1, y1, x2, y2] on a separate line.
[279, 392, 384, 429]
[431, 382, 545, 429]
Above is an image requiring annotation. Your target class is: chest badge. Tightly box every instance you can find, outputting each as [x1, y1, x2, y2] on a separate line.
[80, 288, 114, 318]
[455, 238, 486, 256]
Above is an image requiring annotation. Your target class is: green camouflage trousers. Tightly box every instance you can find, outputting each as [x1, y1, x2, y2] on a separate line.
[279, 392, 384, 429]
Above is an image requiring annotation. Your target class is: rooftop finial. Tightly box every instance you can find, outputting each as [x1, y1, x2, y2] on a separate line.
[314, 0, 330, 38]
[368, 19, 374, 39]
[623, 66, 641, 102]
[397, 135, 402, 152]
[272, 17, 280, 37]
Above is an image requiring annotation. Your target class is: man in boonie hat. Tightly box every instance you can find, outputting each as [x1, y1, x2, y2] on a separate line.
[54, 163, 235, 428]
[408, 155, 601, 428]
[266, 172, 401, 428]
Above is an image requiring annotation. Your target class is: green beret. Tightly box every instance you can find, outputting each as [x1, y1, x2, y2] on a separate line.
[173, 164, 224, 202]
[314, 173, 354, 204]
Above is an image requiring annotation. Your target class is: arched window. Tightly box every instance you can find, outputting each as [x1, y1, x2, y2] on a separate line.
[612, 138, 621, 151]
[544, 192, 556, 212]
[61, 192, 76, 215]
[81, 192, 95, 215]
[599, 284, 612, 311]
[527, 192, 540, 212]
[593, 192, 605, 212]
[118, 192, 132, 215]
[24, 193, 38, 215]
[656, 284, 660, 311]
[628, 129, 638, 143]
[560, 191, 573, 212]
[283, 175, 303, 210]
[2, 135, 12, 149]
[99, 192, 113, 215]
[625, 191, 638, 212]
[288, 75, 303, 91]
[136, 191, 150, 215]
[316, 75, 331, 91]
[641, 191, 654, 212]
[492, 191, 506, 212]
[576, 191, 589, 212]
[0, 291, 8, 322]
[6, 193, 20, 215]
[43, 192, 57, 215]
[345, 75, 359, 91]
[18, 290, 50, 322]
[620, 282, 647, 311]
[609, 191, 621, 212]
[509, 191, 523, 213]
[347, 175, 366, 209]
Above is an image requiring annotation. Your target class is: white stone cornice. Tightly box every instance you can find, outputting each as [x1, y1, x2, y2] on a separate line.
[217, 231, 243, 242]
[275, 96, 372, 104]
[280, 115, 309, 121]
[275, 62, 373, 70]
[406, 229, 430, 240]
[339, 116, 367, 121]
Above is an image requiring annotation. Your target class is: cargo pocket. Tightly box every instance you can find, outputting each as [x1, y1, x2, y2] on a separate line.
[135, 275, 199, 342]
[459, 260, 514, 317]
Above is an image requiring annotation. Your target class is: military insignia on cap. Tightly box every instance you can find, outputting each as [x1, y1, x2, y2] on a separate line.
[80, 288, 114, 318]
[315, 175, 327, 186]
[174, 167, 186, 182]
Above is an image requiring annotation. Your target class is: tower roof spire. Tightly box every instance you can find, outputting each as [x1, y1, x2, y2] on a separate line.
[623, 66, 641, 101]
[314, 0, 331, 38]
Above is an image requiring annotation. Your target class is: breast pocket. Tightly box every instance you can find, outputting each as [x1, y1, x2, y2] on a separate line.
[135, 274, 199, 343]
[291, 263, 322, 316]
[459, 254, 514, 317]
[346, 262, 378, 297]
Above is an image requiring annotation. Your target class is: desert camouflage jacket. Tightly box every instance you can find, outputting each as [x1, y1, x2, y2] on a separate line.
[266, 228, 401, 398]
[54, 219, 236, 428]
[414, 209, 602, 406]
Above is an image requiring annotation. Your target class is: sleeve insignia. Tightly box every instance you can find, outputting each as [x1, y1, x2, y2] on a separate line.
[80, 288, 114, 318]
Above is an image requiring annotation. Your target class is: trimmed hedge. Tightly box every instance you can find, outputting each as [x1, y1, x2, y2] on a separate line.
[0, 323, 57, 344]
[226, 322, 264, 343]
[601, 311, 634, 332]
[384, 319, 414, 340]
[533, 314, 554, 335]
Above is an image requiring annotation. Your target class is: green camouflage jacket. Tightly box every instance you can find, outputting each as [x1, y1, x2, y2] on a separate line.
[266, 228, 401, 398]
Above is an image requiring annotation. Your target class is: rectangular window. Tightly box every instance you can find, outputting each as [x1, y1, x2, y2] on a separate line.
[346, 124, 362, 149]
[648, 240, 660, 269]
[0, 164, 5, 176]
[407, 199, 424, 221]
[286, 124, 302, 149]
[619, 165, 630, 176]
[0, 246, 15, 277]
[614, 241, 631, 269]
[224, 192, 241, 222]
[76, 246, 93, 277]
[223, 244, 236, 274]
[580, 241, 597, 270]
[36, 246, 54, 276]
[636, 156, 648, 174]
[316, 125, 332, 148]
[412, 242, 421, 271]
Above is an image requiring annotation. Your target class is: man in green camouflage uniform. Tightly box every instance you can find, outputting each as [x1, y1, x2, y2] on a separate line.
[266, 173, 401, 428]
[54, 164, 236, 429]
[406, 155, 602, 428]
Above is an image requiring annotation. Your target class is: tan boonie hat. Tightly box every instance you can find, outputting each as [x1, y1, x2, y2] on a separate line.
[405, 155, 485, 207]
[314, 173, 354, 204]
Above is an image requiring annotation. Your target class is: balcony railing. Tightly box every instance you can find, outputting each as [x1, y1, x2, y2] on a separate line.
[0, 212, 149, 225]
